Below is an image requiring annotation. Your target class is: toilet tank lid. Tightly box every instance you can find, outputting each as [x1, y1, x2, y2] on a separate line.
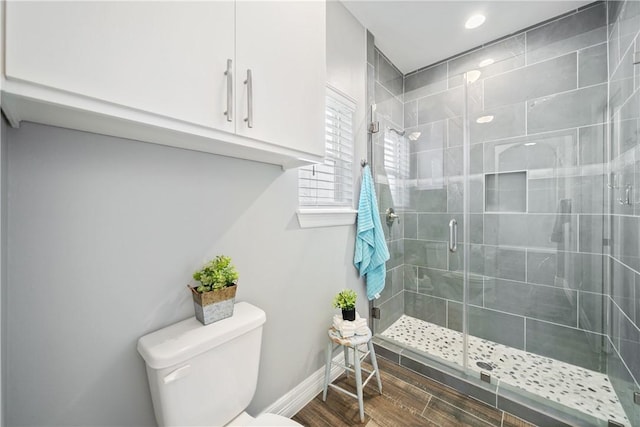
[137, 302, 266, 369]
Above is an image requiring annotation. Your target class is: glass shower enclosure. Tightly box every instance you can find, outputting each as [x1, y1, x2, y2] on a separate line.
[367, 5, 638, 422]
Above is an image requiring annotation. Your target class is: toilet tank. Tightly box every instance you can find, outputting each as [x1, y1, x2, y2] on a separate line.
[137, 302, 266, 427]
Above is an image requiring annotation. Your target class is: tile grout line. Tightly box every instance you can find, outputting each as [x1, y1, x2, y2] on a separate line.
[576, 291, 580, 328]
[609, 295, 640, 336]
[410, 58, 606, 111]
[524, 31, 528, 67]
[410, 34, 606, 99]
[524, 97, 528, 137]
[609, 23, 640, 79]
[399, 293, 608, 337]
[576, 49, 580, 89]
[606, 334, 640, 390]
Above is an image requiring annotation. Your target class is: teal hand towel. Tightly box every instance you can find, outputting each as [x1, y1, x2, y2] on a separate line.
[354, 165, 390, 300]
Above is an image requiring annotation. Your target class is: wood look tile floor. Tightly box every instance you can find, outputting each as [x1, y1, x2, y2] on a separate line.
[293, 357, 537, 427]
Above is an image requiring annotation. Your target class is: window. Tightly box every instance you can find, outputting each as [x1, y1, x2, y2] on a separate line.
[383, 127, 410, 208]
[297, 86, 357, 228]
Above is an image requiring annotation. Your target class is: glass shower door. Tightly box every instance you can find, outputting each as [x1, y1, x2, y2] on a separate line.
[462, 48, 615, 424]
[373, 67, 469, 373]
[368, 110, 410, 338]
[380, 66, 474, 373]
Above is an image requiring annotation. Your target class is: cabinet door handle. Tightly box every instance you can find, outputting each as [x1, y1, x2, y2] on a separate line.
[224, 59, 233, 122]
[449, 219, 457, 252]
[244, 69, 253, 128]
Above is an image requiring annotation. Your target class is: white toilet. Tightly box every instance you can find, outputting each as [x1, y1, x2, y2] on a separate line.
[137, 302, 302, 427]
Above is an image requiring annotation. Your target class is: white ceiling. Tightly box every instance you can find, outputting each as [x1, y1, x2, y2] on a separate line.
[341, 0, 593, 74]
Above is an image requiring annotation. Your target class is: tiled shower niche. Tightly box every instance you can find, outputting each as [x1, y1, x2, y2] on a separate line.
[485, 172, 527, 212]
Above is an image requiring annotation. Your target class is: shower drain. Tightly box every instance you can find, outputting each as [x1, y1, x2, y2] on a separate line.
[476, 361, 494, 371]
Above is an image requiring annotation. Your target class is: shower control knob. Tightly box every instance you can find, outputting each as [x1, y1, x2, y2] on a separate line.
[386, 208, 399, 226]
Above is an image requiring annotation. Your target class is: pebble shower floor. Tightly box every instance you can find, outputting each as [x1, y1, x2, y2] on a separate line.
[381, 315, 630, 426]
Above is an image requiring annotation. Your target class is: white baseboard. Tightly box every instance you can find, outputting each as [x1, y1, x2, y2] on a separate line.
[260, 353, 345, 418]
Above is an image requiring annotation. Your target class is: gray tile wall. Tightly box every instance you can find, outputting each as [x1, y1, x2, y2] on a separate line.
[608, 1, 640, 424]
[401, 2, 610, 374]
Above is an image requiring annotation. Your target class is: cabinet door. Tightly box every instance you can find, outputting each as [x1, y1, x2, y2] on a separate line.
[235, 1, 326, 157]
[6, 1, 235, 131]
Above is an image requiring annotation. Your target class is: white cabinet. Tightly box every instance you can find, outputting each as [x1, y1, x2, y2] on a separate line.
[2, 1, 326, 168]
[235, 1, 326, 157]
[5, 1, 235, 132]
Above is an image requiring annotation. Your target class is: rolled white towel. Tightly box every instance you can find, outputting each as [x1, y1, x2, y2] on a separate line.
[355, 325, 370, 336]
[333, 312, 369, 338]
[334, 314, 358, 328]
[341, 323, 356, 332]
[341, 329, 355, 338]
[333, 315, 344, 330]
[352, 318, 367, 329]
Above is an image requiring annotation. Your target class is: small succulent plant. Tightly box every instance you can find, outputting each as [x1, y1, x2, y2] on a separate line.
[332, 289, 357, 310]
[193, 255, 239, 293]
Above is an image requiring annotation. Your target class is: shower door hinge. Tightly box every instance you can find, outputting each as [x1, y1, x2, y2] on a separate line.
[371, 307, 380, 319]
[603, 238, 611, 247]
[480, 372, 491, 384]
[634, 391, 640, 405]
[369, 104, 379, 134]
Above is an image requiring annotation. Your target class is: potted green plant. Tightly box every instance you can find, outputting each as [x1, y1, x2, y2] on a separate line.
[189, 255, 239, 325]
[333, 289, 357, 321]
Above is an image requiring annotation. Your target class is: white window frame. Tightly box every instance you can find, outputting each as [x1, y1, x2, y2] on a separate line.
[296, 85, 357, 228]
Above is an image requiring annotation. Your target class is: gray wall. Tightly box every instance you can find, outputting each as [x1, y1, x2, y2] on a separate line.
[378, 3, 610, 373]
[3, 3, 367, 426]
[607, 1, 640, 424]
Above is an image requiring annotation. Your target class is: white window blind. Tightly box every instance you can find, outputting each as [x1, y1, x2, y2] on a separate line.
[298, 87, 355, 207]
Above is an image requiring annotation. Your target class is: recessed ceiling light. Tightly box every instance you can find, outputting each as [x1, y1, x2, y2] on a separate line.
[524, 142, 537, 146]
[465, 14, 486, 29]
[476, 115, 494, 124]
[478, 58, 495, 67]
[466, 70, 481, 83]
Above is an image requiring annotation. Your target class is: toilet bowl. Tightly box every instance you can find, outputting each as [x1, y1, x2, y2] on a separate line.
[137, 302, 302, 427]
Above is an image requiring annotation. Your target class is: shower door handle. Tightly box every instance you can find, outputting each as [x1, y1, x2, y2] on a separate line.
[449, 219, 457, 252]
